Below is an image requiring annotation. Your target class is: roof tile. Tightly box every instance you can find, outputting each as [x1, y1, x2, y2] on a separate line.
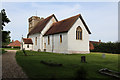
[44, 14, 91, 36]
[23, 38, 33, 44]
[7, 40, 20, 47]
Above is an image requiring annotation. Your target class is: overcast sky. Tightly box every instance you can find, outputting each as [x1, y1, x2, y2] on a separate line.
[2, 2, 118, 42]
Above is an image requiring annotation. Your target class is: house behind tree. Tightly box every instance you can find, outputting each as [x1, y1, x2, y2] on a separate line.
[8, 40, 20, 48]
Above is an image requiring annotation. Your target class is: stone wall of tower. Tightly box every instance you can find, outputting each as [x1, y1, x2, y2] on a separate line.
[28, 16, 44, 33]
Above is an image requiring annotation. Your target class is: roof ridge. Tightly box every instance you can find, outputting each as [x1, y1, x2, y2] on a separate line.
[23, 38, 31, 39]
[57, 14, 80, 23]
[51, 14, 80, 25]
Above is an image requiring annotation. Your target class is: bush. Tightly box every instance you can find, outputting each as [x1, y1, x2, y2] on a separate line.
[14, 46, 20, 48]
[91, 42, 120, 54]
[2, 46, 20, 49]
[0, 49, 7, 54]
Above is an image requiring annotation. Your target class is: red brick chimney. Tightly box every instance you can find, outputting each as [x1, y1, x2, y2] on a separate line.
[99, 40, 101, 43]
[12, 40, 14, 43]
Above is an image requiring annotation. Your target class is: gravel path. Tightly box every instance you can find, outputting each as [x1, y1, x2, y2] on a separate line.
[2, 50, 28, 79]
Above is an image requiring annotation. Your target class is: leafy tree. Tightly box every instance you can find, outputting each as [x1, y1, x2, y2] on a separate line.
[0, 9, 11, 46]
[2, 31, 11, 46]
[1, 9, 10, 30]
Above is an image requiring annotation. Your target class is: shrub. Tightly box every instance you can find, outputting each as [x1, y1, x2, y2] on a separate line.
[2, 46, 11, 48]
[14, 46, 20, 48]
[2, 46, 20, 49]
[91, 42, 120, 54]
[0, 49, 7, 54]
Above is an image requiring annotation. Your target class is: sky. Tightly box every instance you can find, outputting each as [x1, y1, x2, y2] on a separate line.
[2, 2, 118, 42]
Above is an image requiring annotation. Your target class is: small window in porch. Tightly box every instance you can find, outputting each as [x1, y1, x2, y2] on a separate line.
[27, 44, 29, 48]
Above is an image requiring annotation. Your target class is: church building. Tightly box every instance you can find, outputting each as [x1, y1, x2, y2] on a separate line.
[21, 14, 91, 54]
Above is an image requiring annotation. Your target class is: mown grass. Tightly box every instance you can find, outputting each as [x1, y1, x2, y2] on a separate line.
[2, 48, 20, 50]
[16, 50, 119, 80]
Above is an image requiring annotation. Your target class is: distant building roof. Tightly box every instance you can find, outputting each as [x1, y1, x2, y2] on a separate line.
[23, 38, 33, 44]
[7, 40, 20, 47]
[89, 41, 94, 50]
[44, 14, 91, 36]
[90, 40, 101, 44]
[89, 40, 102, 50]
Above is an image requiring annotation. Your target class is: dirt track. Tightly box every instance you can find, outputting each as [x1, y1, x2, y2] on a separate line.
[2, 50, 28, 79]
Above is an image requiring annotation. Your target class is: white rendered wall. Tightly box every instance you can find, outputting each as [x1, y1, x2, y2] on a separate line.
[28, 16, 57, 51]
[29, 33, 40, 51]
[41, 17, 57, 51]
[20, 40, 33, 50]
[44, 33, 68, 53]
[68, 18, 90, 54]
[23, 44, 33, 50]
[44, 35, 52, 52]
[53, 33, 68, 53]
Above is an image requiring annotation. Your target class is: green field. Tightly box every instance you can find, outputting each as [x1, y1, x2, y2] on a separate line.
[2, 48, 20, 50]
[16, 51, 119, 80]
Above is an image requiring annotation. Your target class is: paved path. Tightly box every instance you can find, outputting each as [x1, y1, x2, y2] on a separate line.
[2, 50, 28, 79]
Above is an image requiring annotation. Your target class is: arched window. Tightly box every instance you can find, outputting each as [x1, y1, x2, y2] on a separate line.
[76, 26, 82, 40]
[27, 44, 29, 48]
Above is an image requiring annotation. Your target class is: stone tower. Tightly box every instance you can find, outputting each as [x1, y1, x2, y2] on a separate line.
[28, 16, 42, 32]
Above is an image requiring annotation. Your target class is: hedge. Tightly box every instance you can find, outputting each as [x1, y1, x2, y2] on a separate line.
[0, 49, 7, 54]
[2, 46, 20, 48]
[91, 42, 120, 54]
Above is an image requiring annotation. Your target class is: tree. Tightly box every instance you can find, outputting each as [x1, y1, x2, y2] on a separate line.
[2, 31, 11, 46]
[1, 9, 10, 30]
[0, 9, 11, 46]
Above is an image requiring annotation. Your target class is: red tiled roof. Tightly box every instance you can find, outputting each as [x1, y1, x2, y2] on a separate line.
[7, 40, 20, 47]
[90, 41, 101, 44]
[28, 14, 58, 35]
[89, 40, 102, 50]
[44, 14, 91, 36]
[23, 38, 33, 44]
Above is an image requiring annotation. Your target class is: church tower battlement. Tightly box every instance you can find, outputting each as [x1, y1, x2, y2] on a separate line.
[28, 16, 44, 33]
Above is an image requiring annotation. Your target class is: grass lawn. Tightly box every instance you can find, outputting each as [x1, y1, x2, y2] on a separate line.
[16, 51, 119, 80]
[2, 48, 20, 50]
